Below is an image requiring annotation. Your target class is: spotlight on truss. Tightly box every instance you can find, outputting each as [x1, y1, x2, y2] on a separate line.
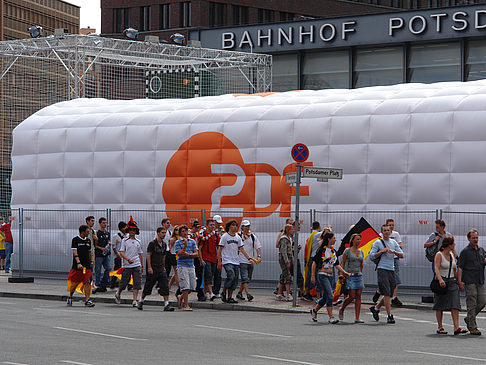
[170, 33, 185, 45]
[123, 28, 139, 40]
[28, 25, 43, 38]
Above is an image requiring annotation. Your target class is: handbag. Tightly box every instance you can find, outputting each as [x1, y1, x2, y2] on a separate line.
[430, 253, 452, 295]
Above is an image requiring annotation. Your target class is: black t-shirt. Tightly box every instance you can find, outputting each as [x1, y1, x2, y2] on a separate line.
[72, 236, 91, 270]
[95, 230, 111, 257]
[146, 239, 167, 272]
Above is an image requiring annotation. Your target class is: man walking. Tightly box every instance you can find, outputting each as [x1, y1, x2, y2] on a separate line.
[67, 225, 95, 307]
[217, 220, 251, 303]
[369, 225, 404, 324]
[94, 217, 111, 293]
[0, 217, 13, 274]
[174, 225, 199, 311]
[85, 216, 98, 268]
[138, 227, 174, 312]
[115, 217, 143, 308]
[457, 229, 486, 335]
[424, 219, 451, 270]
[236, 220, 261, 302]
[198, 219, 220, 301]
[110, 221, 126, 289]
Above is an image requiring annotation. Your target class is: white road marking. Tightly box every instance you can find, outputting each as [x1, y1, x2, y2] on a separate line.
[1, 362, 29, 365]
[252, 355, 322, 365]
[60, 361, 95, 365]
[53, 327, 147, 341]
[35, 308, 112, 316]
[405, 350, 486, 362]
[194, 324, 292, 338]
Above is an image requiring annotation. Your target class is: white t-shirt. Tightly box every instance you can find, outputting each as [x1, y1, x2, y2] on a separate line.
[112, 232, 125, 253]
[238, 232, 262, 264]
[120, 237, 143, 268]
[219, 232, 243, 265]
[163, 229, 172, 252]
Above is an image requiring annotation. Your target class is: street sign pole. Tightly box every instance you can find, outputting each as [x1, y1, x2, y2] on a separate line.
[292, 162, 301, 307]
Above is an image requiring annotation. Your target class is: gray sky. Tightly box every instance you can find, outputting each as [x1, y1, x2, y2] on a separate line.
[64, 0, 101, 33]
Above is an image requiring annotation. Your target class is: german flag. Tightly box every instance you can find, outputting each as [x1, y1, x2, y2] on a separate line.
[67, 268, 92, 295]
[303, 231, 319, 288]
[109, 267, 133, 285]
[337, 217, 380, 259]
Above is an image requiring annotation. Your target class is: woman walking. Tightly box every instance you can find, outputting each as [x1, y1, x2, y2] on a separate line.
[338, 233, 364, 323]
[433, 236, 467, 335]
[276, 224, 294, 302]
[310, 232, 350, 324]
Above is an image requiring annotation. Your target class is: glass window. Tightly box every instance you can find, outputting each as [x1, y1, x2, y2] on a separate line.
[232, 5, 240, 25]
[354, 47, 403, 88]
[272, 53, 299, 92]
[140, 6, 151, 31]
[161, 4, 170, 29]
[209, 2, 224, 27]
[180, 2, 191, 27]
[408, 42, 460, 83]
[466, 39, 486, 81]
[115, 8, 123, 33]
[303, 50, 349, 89]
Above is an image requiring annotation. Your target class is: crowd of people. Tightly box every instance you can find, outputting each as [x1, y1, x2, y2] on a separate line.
[66, 214, 486, 336]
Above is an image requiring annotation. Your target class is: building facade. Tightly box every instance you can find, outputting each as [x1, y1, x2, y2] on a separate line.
[191, 4, 486, 90]
[101, 0, 399, 42]
[1, 0, 79, 41]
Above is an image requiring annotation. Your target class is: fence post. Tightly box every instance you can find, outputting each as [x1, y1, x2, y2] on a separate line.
[201, 209, 205, 225]
[19, 208, 23, 278]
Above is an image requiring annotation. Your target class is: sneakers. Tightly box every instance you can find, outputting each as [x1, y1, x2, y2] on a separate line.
[164, 305, 175, 312]
[391, 297, 403, 307]
[387, 314, 395, 324]
[67, 297, 72, 306]
[369, 306, 380, 321]
[247, 293, 254, 302]
[227, 298, 238, 304]
[332, 299, 342, 306]
[469, 328, 482, 336]
[276, 294, 285, 301]
[214, 294, 221, 298]
[286, 295, 294, 302]
[354, 319, 365, 324]
[210, 294, 217, 301]
[84, 300, 95, 307]
[310, 308, 318, 322]
[114, 293, 121, 305]
[132, 300, 138, 307]
[302, 293, 313, 302]
[372, 291, 380, 303]
[137, 301, 144, 310]
[328, 317, 339, 324]
[236, 292, 245, 300]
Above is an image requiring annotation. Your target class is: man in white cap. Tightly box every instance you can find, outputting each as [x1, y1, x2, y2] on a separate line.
[236, 220, 262, 302]
[213, 215, 224, 235]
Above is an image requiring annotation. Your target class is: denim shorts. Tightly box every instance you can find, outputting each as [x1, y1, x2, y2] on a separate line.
[223, 263, 240, 291]
[239, 263, 253, 284]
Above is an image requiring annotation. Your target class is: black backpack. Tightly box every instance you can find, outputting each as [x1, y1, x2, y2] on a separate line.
[425, 233, 439, 262]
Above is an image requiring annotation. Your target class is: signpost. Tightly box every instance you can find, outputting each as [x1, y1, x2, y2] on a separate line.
[288, 144, 343, 307]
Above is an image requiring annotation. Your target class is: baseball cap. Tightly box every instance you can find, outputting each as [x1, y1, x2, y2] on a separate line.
[213, 215, 223, 224]
[241, 220, 251, 226]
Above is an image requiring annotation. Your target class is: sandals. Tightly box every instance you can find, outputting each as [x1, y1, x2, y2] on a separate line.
[454, 328, 468, 335]
[436, 328, 448, 335]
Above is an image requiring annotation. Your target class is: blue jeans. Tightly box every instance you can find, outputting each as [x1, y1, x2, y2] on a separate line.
[4, 242, 13, 271]
[94, 255, 111, 288]
[223, 263, 240, 291]
[317, 273, 334, 308]
[239, 263, 253, 284]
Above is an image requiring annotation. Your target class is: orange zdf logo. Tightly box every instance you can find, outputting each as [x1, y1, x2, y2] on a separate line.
[162, 132, 312, 219]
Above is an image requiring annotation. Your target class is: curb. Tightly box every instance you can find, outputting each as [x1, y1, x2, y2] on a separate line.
[0, 291, 434, 314]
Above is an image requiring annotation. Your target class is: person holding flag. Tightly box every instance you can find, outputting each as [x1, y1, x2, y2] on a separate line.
[67, 225, 95, 307]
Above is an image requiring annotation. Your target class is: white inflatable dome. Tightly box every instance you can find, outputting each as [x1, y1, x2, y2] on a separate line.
[11, 80, 486, 212]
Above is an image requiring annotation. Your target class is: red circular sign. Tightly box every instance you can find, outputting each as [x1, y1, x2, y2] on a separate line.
[291, 143, 309, 162]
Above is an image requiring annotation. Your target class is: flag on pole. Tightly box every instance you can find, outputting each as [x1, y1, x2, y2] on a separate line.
[303, 231, 319, 288]
[337, 217, 380, 259]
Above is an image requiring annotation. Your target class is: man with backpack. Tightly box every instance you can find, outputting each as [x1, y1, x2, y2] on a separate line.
[236, 220, 262, 302]
[424, 219, 452, 271]
[369, 225, 404, 324]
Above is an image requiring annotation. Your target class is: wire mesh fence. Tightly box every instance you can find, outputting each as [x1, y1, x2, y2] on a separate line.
[0, 35, 272, 217]
[8, 208, 486, 289]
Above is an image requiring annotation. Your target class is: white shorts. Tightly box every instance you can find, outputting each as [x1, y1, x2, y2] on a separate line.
[177, 266, 196, 291]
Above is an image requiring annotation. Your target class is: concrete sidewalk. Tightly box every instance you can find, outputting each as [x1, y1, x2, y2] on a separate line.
[0, 272, 442, 313]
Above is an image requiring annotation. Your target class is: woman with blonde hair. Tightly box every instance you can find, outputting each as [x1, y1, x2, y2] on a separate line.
[338, 233, 365, 323]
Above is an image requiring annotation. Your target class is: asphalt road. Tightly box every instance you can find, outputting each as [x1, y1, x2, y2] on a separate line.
[1, 297, 486, 365]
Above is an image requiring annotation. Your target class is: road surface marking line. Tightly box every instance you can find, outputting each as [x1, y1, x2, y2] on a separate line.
[60, 361, 95, 365]
[405, 350, 486, 362]
[35, 308, 112, 316]
[194, 325, 292, 338]
[2, 362, 29, 365]
[53, 327, 147, 341]
[252, 355, 322, 365]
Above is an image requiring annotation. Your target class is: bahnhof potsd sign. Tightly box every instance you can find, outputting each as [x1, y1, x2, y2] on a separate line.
[190, 4, 486, 91]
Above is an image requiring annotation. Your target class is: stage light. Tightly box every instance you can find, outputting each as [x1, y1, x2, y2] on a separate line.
[170, 33, 185, 45]
[123, 28, 138, 40]
[28, 25, 43, 38]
